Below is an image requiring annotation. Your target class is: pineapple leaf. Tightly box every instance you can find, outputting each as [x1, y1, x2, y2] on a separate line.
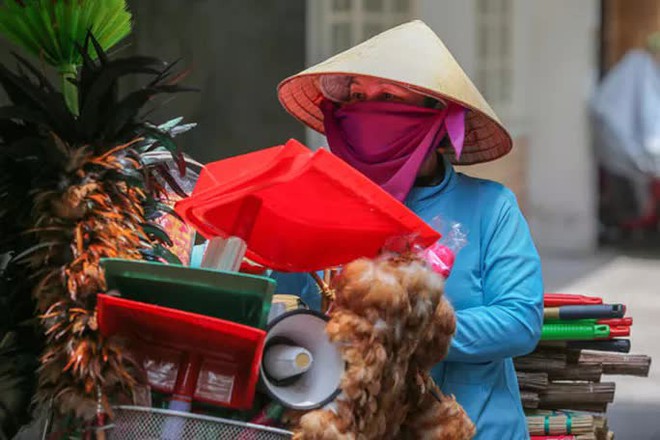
[153, 202, 184, 223]
[86, 27, 109, 66]
[11, 51, 55, 92]
[0, 105, 52, 127]
[0, 62, 77, 139]
[142, 245, 182, 266]
[137, 125, 179, 155]
[78, 58, 166, 138]
[153, 164, 188, 199]
[0, 135, 47, 161]
[100, 86, 187, 141]
[141, 223, 173, 247]
[11, 241, 67, 264]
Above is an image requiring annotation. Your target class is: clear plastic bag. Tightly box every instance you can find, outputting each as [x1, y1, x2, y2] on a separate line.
[420, 218, 467, 278]
[380, 217, 466, 278]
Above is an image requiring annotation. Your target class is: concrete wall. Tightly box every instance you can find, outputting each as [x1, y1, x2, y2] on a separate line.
[418, 0, 530, 213]
[525, 0, 599, 253]
[417, 0, 477, 77]
[418, 0, 600, 254]
[128, 0, 306, 163]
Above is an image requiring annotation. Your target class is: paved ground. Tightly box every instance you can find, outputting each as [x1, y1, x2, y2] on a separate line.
[541, 248, 660, 440]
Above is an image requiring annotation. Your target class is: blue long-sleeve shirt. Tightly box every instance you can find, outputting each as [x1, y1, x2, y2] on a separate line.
[272, 156, 543, 439]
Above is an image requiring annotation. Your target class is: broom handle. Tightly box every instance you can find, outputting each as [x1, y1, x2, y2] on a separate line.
[544, 293, 602, 307]
[544, 304, 625, 320]
[544, 317, 632, 327]
[567, 339, 631, 353]
[541, 323, 610, 341]
[169, 352, 203, 411]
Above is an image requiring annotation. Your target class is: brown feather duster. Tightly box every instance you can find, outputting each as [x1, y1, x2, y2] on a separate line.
[291, 255, 475, 440]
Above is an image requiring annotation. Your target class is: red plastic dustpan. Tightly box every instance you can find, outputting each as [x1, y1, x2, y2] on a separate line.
[175, 139, 440, 272]
[97, 294, 265, 410]
[191, 140, 310, 201]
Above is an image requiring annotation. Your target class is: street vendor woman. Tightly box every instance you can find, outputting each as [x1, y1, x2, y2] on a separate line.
[272, 20, 543, 439]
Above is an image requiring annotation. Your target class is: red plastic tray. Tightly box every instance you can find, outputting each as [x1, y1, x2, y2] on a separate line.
[175, 139, 440, 272]
[97, 294, 265, 409]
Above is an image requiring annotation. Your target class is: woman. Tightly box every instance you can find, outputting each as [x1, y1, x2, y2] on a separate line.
[274, 20, 543, 439]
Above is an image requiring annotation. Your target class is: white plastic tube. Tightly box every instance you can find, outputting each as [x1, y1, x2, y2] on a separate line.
[200, 236, 247, 272]
[263, 344, 313, 381]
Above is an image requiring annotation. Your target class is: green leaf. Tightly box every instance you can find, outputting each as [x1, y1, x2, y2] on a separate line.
[138, 125, 179, 154]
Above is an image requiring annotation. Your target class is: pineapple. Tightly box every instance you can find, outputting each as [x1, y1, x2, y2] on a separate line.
[0, 31, 194, 437]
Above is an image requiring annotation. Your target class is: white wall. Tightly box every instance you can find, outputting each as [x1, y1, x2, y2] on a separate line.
[525, 0, 599, 253]
[416, 0, 477, 78]
[419, 0, 600, 254]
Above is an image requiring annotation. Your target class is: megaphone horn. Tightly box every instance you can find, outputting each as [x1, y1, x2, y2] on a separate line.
[260, 309, 344, 410]
[263, 336, 313, 384]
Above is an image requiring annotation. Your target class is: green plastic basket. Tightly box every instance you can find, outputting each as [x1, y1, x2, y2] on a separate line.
[101, 258, 275, 329]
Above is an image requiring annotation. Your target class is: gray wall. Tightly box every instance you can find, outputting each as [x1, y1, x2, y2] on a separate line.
[525, 0, 599, 253]
[128, 0, 306, 163]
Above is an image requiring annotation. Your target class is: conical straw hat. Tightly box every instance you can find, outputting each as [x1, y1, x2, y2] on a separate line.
[278, 20, 512, 165]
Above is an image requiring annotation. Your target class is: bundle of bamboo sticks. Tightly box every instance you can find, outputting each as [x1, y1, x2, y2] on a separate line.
[515, 293, 653, 440]
[526, 410, 602, 436]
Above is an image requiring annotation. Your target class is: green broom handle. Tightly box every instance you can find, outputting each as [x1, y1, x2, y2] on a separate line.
[541, 323, 610, 340]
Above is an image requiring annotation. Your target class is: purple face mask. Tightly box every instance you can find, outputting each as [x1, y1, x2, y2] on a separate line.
[321, 99, 466, 202]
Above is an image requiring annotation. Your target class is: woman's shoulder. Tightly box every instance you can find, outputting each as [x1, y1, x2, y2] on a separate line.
[455, 172, 519, 207]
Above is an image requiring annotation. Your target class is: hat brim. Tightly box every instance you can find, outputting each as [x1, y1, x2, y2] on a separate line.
[278, 73, 512, 166]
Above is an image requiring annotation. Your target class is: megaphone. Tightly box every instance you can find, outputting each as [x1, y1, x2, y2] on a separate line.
[260, 309, 344, 410]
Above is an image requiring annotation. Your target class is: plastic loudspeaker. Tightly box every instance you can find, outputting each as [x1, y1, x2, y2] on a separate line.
[260, 309, 343, 410]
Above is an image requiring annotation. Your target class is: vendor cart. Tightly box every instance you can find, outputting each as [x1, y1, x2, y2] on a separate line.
[107, 406, 292, 440]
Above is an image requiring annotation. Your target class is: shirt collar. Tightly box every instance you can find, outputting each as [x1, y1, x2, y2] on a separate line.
[405, 155, 457, 210]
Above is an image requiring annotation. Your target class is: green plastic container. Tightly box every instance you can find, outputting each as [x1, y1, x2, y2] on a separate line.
[541, 323, 610, 341]
[101, 258, 275, 329]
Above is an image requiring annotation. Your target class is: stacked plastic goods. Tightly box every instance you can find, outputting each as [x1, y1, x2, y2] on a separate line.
[514, 293, 652, 440]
